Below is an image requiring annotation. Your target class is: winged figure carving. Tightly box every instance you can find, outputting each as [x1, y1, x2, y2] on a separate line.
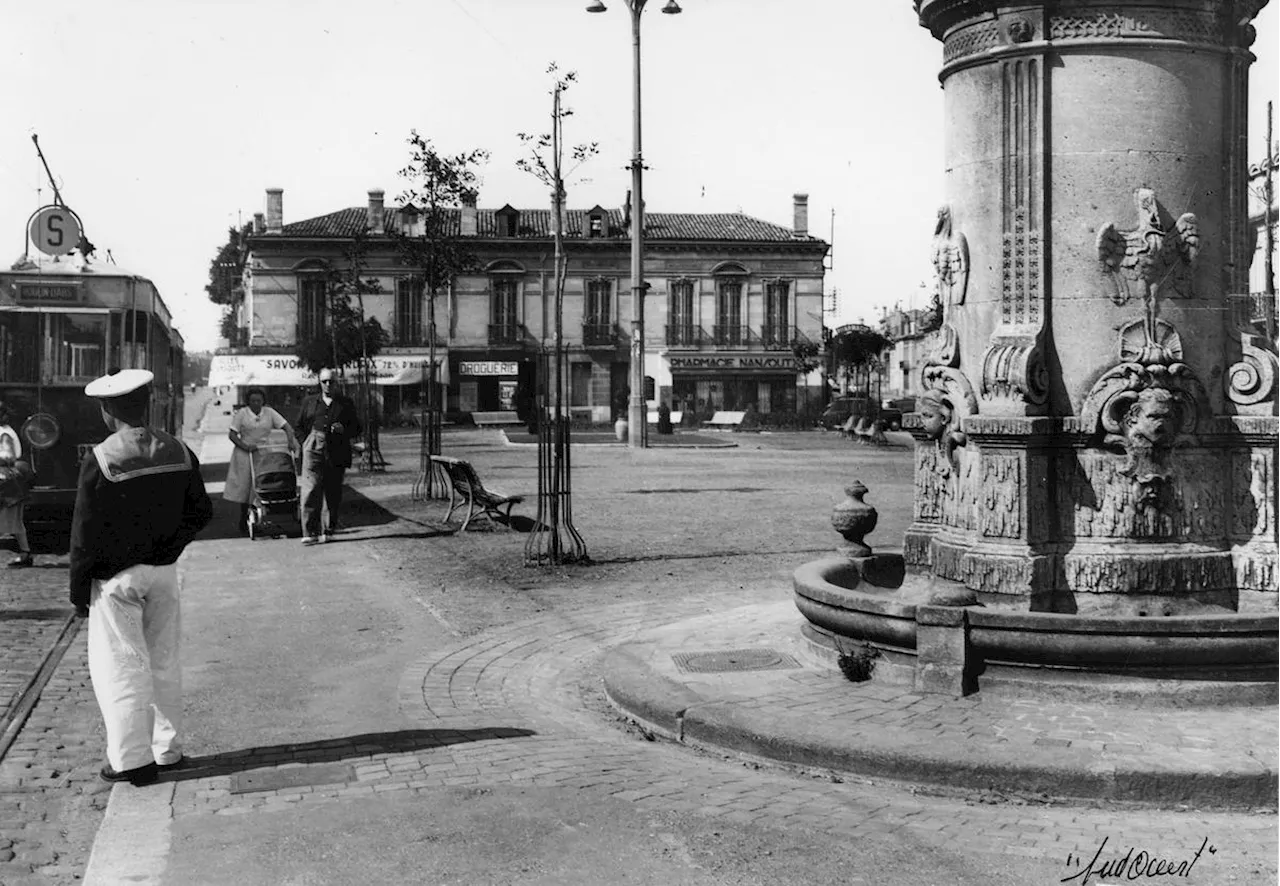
[931, 205, 969, 311]
[1096, 188, 1198, 307]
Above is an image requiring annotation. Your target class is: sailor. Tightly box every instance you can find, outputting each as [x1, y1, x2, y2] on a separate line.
[70, 369, 213, 786]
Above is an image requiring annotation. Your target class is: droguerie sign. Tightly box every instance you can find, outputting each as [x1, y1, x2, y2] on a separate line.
[669, 355, 796, 371]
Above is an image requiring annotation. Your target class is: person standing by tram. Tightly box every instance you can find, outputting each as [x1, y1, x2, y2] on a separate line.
[224, 387, 297, 535]
[294, 368, 361, 545]
[0, 402, 34, 568]
[70, 369, 213, 786]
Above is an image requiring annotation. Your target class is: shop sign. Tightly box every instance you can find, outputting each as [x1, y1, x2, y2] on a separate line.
[669, 355, 796, 371]
[460, 361, 519, 376]
[208, 353, 448, 387]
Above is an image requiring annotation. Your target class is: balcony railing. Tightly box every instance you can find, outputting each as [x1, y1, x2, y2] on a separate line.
[582, 322, 618, 348]
[488, 323, 524, 346]
[711, 325, 751, 348]
[390, 325, 444, 348]
[665, 325, 703, 347]
[761, 326, 812, 350]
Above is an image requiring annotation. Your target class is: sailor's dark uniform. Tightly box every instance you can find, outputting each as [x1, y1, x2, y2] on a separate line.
[71, 396, 212, 776]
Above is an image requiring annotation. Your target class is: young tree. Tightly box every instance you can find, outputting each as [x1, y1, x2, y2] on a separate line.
[396, 132, 489, 489]
[517, 64, 596, 567]
[830, 325, 891, 395]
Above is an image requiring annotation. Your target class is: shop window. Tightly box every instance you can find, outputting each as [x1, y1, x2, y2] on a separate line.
[570, 363, 591, 407]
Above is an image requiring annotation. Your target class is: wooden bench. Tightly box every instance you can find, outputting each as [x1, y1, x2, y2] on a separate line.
[702, 410, 745, 430]
[430, 455, 524, 531]
[471, 411, 522, 427]
[647, 411, 683, 425]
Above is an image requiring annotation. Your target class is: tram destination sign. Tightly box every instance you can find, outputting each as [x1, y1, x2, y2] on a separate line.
[18, 283, 81, 303]
[669, 355, 797, 371]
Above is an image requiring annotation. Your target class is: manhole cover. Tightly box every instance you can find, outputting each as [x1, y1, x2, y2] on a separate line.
[672, 648, 801, 674]
[229, 762, 356, 794]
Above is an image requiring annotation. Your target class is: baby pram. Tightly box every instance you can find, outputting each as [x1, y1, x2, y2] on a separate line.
[246, 445, 299, 540]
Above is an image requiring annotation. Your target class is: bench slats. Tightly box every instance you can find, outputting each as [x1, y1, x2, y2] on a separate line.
[430, 455, 523, 531]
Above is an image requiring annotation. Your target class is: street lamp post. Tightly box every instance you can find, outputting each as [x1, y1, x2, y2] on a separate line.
[588, 0, 681, 449]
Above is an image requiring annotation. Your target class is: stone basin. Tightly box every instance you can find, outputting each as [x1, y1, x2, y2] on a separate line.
[794, 553, 1279, 702]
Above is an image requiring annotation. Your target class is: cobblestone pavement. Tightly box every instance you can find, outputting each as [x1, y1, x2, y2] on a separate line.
[162, 589, 1277, 885]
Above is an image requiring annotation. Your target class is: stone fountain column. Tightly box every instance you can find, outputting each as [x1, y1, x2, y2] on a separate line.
[906, 0, 1277, 614]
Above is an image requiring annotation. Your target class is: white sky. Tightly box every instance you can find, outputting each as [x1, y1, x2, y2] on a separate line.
[4, 1, 1277, 352]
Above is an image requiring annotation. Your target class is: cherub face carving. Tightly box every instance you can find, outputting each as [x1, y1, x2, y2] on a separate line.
[918, 391, 951, 441]
[1123, 387, 1180, 450]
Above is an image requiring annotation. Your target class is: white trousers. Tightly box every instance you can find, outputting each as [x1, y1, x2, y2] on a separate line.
[87, 563, 184, 772]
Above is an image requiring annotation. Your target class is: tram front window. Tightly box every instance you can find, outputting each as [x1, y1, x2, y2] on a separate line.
[0, 313, 41, 383]
[45, 313, 107, 381]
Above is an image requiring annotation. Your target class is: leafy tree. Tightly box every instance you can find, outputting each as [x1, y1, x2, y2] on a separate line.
[395, 131, 489, 472]
[205, 224, 251, 306]
[830, 325, 891, 396]
[395, 132, 489, 348]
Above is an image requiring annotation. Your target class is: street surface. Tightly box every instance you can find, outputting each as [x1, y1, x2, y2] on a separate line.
[0, 396, 1274, 885]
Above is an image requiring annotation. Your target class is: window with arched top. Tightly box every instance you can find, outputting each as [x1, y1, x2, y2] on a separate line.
[293, 259, 331, 345]
[712, 264, 748, 347]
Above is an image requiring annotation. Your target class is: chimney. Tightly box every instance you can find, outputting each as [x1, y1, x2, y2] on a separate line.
[265, 188, 283, 234]
[461, 190, 478, 236]
[253, 212, 265, 235]
[792, 193, 809, 238]
[367, 189, 385, 233]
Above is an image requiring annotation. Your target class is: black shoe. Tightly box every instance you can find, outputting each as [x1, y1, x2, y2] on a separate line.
[157, 756, 185, 771]
[100, 762, 158, 786]
[6, 554, 33, 569]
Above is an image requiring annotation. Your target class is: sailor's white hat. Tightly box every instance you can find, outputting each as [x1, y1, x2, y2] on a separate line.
[85, 369, 154, 399]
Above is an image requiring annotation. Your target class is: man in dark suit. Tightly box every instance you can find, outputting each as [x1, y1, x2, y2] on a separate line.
[294, 368, 362, 544]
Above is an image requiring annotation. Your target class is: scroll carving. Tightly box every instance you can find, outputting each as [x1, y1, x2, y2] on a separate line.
[1225, 295, 1278, 411]
[981, 332, 1049, 406]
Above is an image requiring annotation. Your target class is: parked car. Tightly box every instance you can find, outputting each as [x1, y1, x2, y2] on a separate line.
[879, 397, 916, 431]
[819, 395, 877, 430]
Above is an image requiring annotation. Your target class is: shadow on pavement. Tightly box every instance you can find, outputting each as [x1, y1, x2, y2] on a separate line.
[199, 485, 407, 542]
[161, 727, 537, 783]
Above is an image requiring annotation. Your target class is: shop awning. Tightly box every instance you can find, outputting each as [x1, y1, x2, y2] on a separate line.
[208, 353, 448, 388]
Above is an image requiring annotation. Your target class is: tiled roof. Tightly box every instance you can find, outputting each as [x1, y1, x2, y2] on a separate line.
[277, 207, 824, 243]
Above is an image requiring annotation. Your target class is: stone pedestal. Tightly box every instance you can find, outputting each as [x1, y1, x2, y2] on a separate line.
[908, 0, 1277, 614]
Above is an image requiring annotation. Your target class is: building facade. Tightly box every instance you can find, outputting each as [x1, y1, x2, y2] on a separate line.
[212, 188, 830, 423]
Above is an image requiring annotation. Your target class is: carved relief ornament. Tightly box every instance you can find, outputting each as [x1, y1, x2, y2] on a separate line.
[931, 205, 969, 311]
[1096, 188, 1199, 308]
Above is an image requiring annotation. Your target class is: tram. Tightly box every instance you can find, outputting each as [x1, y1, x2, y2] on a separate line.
[0, 253, 185, 521]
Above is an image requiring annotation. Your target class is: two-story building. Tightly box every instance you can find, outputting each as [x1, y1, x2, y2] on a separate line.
[210, 188, 830, 423]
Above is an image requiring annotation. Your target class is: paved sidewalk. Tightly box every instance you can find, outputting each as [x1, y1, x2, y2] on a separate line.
[601, 602, 1279, 809]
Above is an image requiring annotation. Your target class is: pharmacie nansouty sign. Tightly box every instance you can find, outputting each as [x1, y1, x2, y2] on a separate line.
[668, 355, 798, 371]
[208, 354, 448, 387]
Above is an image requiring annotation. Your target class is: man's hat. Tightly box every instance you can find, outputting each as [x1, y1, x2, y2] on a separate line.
[85, 368, 154, 399]
[318, 367, 336, 381]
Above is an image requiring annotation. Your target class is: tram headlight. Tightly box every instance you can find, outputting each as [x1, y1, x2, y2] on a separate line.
[21, 413, 61, 450]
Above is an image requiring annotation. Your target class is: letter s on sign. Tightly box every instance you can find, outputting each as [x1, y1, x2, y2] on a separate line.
[29, 206, 82, 257]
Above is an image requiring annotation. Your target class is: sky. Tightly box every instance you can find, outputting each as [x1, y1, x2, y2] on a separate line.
[4, 0, 1277, 353]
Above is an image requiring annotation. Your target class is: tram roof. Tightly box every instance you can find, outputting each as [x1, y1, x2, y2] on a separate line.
[5, 252, 185, 349]
[6, 252, 152, 280]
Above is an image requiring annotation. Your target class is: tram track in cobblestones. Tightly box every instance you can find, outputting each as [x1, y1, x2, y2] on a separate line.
[0, 614, 81, 766]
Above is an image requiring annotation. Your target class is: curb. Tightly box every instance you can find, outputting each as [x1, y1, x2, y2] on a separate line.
[599, 643, 1279, 811]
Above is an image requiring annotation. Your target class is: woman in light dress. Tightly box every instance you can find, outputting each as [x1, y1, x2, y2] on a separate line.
[0, 401, 33, 568]
[223, 388, 297, 534]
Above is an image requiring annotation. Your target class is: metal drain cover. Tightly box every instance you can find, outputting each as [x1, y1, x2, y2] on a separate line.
[672, 648, 800, 674]
[230, 762, 356, 794]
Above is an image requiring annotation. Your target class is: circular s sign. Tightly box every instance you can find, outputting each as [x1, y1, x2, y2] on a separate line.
[28, 206, 82, 256]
